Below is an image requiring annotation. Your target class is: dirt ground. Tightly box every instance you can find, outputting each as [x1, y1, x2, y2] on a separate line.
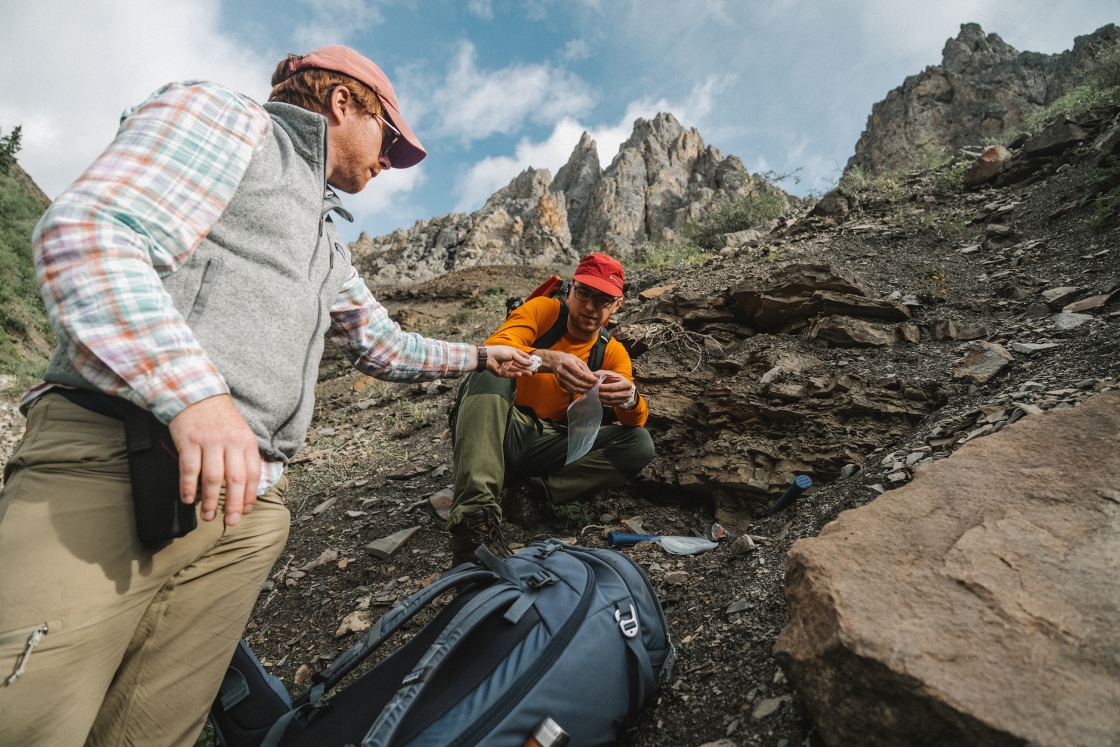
[2, 137, 1118, 747]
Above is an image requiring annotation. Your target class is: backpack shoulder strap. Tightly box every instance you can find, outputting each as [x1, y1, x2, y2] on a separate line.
[530, 297, 569, 351]
[588, 327, 612, 372]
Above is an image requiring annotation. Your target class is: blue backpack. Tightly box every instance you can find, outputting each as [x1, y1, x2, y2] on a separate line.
[210, 540, 674, 747]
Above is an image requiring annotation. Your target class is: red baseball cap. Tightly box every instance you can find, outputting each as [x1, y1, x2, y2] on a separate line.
[573, 253, 625, 298]
[276, 45, 427, 169]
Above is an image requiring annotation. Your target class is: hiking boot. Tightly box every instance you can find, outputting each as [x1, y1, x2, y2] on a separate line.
[449, 507, 511, 566]
[501, 479, 546, 529]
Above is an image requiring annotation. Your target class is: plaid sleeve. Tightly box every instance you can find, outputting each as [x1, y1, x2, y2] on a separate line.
[326, 268, 473, 380]
[32, 81, 271, 423]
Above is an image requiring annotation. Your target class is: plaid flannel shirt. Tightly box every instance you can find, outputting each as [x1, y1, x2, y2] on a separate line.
[27, 81, 472, 493]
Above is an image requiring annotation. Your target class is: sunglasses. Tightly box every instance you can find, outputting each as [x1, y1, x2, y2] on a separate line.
[375, 113, 401, 159]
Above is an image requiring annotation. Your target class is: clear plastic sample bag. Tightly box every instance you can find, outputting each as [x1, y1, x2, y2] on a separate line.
[565, 375, 605, 465]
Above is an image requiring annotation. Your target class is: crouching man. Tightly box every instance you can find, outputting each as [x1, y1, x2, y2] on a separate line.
[446, 253, 655, 565]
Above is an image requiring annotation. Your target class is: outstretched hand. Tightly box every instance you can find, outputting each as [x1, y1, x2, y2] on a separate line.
[168, 394, 261, 526]
[482, 344, 536, 378]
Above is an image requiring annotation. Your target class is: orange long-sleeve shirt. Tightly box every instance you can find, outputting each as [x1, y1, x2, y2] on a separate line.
[485, 297, 649, 427]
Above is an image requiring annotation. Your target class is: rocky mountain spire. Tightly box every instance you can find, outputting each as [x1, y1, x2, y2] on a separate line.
[847, 23, 1120, 174]
[351, 113, 761, 285]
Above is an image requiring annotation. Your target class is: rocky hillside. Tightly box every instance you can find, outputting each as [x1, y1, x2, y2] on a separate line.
[848, 22, 1119, 174]
[350, 113, 783, 285]
[0, 159, 54, 390]
[186, 98, 1120, 747]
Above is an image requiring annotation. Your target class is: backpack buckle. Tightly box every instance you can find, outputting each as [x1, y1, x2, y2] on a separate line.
[615, 604, 640, 639]
[526, 571, 556, 589]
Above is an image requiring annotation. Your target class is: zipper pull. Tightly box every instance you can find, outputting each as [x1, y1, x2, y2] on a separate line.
[319, 215, 325, 237]
[5, 623, 48, 685]
[330, 248, 335, 269]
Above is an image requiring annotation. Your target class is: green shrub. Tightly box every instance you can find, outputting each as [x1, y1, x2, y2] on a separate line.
[1025, 37, 1120, 132]
[630, 239, 712, 273]
[684, 188, 786, 249]
[551, 500, 595, 529]
[836, 167, 906, 202]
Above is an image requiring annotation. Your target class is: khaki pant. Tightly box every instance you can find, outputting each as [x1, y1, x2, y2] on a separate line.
[447, 372, 655, 528]
[0, 394, 290, 747]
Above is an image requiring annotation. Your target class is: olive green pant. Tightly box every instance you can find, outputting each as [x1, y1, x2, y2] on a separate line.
[446, 372, 655, 528]
[0, 394, 290, 747]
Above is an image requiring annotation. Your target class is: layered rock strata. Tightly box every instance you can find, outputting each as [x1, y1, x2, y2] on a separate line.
[775, 390, 1120, 746]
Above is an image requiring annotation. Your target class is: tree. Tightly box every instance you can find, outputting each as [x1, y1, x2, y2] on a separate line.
[0, 125, 23, 177]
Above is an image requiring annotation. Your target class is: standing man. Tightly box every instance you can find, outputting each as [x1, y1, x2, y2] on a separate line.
[0, 46, 531, 746]
[446, 254, 654, 565]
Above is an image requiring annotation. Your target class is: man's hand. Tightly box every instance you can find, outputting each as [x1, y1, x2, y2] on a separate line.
[480, 345, 536, 378]
[596, 370, 636, 407]
[168, 394, 261, 526]
[534, 349, 600, 394]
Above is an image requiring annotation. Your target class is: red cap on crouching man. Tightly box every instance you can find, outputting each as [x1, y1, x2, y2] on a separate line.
[573, 253, 625, 297]
[274, 45, 427, 169]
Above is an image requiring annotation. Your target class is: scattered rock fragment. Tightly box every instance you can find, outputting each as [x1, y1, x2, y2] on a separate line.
[1041, 286, 1081, 310]
[1051, 312, 1091, 330]
[429, 488, 453, 520]
[663, 571, 690, 586]
[952, 341, 1013, 383]
[1009, 341, 1060, 355]
[300, 549, 338, 571]
[312, 496, 338, 515]
[751, 694, 792, 721]
[1064, 290, 1118, 314]
[810, 315, 895, 347]
[364, 526, 422, 559]
[1023, 120, 1088, 157]
[336, 610, 372, 637]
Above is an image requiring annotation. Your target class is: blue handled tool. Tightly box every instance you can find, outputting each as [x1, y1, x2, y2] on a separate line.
[606, 533, 719, 555]
[606, 532, 658, 545]
[766, 474, 813, 516]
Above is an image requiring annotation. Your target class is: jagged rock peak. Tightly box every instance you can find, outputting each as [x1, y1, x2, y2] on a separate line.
[351, 112, 770, 285]
[847, 23, 1120, 175]
[577, 112, 755, 256]
[350, 166, 575, 286]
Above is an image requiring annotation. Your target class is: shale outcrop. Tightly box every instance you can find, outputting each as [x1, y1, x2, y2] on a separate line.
[775, 391, 1120, 747]
[351, 113, 786, 285]
[848, 23, 1119, 174]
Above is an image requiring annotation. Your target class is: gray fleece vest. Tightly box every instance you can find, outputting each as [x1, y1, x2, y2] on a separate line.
[43, 102, 354, 463]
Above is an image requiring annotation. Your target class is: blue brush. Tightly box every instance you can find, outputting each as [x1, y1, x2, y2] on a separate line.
[766, 474, 813, 516]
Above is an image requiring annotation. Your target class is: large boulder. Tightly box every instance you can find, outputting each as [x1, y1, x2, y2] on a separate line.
[775, 391, 1120, 747]
[962, 145, 1011, 187]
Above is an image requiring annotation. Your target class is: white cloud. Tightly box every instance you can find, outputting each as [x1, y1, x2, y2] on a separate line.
[291, 0, 386, 49]
[453, 76, 731, 212]
[561, 39, 591, 62]
[0, 0, 273, 200]
[453, 118, 587, 211]
[430, 41, 596, 144]
[467, 0, 494, 20]
[337, 164, 427, 241]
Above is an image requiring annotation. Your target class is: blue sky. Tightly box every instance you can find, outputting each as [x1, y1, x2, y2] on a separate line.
[1, 1, 1116, 244]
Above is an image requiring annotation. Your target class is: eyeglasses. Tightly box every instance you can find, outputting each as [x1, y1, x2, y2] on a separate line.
[572, 284, 619, 310]
[375, 113, 401, 159]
